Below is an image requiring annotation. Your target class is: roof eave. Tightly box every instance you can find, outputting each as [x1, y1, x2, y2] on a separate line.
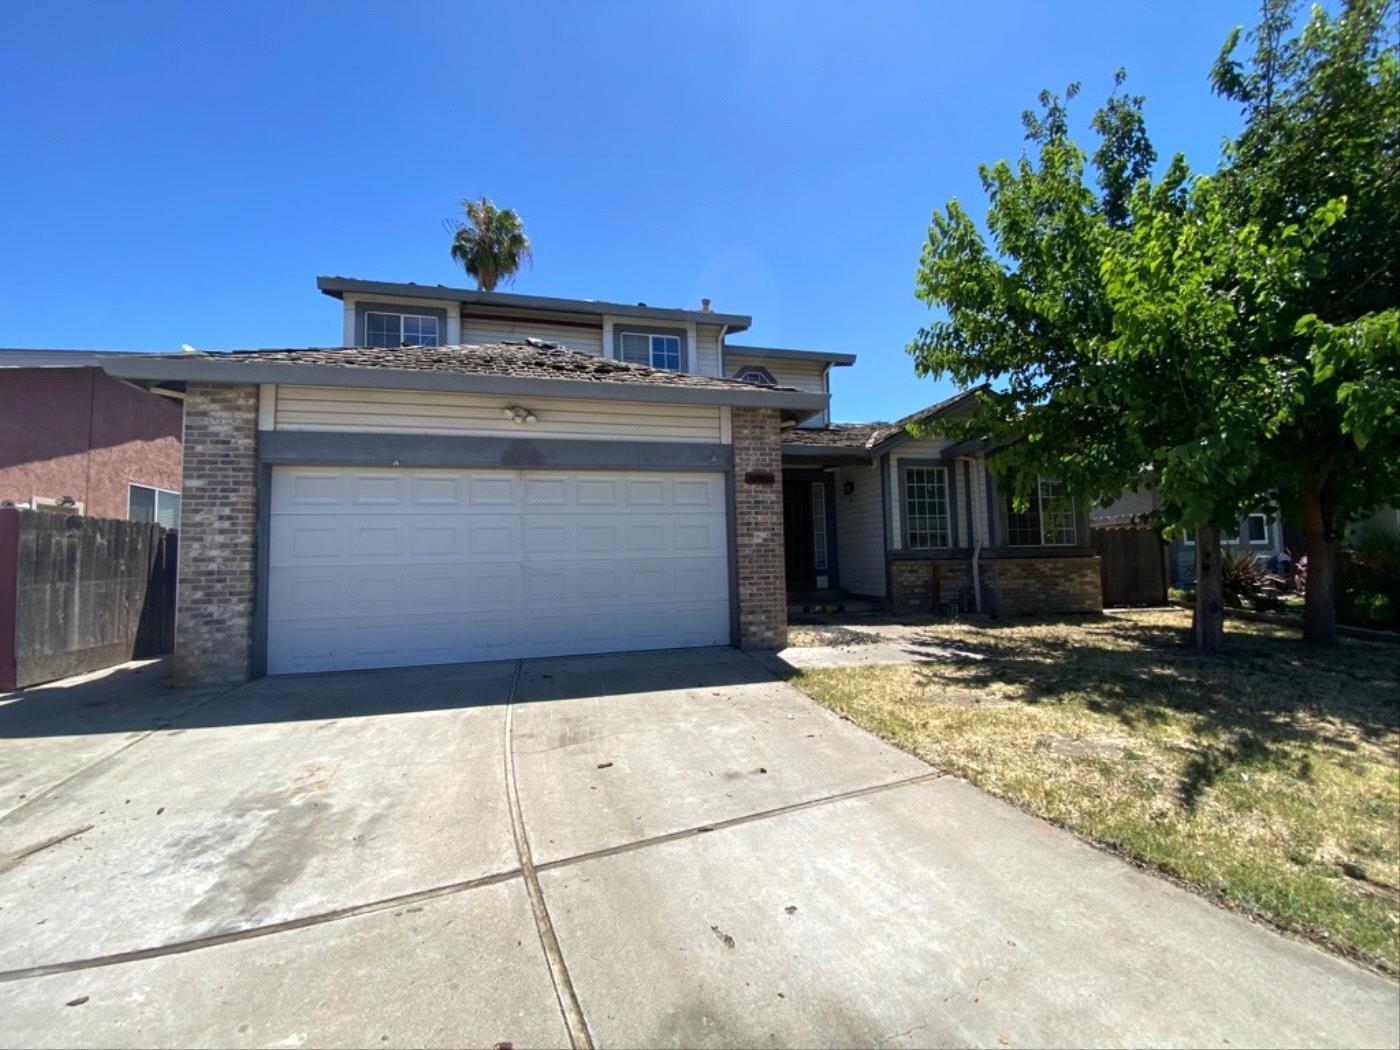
[868, 389, 985, 454]
[316, 277, 752, 333]
[724, 344, 857, 367]
[97, 356, 828, 414]
[780, 444, 874, 463]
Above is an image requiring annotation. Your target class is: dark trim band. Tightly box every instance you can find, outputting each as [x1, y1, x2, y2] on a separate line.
[257, 431, 735, 472]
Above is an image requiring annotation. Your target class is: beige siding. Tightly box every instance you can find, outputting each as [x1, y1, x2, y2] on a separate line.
[968, 455, 991, 546]
[695, 325, 723, 377]
[272, 385, 722, 443]
[835, 463, 887, 597]
[460, 315, 603, 356]
[725, 355, 829, 426]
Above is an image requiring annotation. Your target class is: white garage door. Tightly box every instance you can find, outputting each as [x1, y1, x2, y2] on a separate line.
[266, 467, 731, 674]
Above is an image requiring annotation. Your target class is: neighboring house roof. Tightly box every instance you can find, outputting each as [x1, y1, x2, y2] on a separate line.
[724, 344, 857, 367]
[0, 349, 117, 367]
[318, 276, 753, 332]
[782, 388, 983, 457]
[1091, 487, 1158, 527]
[98, 342, 829, 416]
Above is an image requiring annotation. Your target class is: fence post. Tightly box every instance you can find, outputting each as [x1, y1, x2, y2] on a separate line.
[0, 508, 18, 691]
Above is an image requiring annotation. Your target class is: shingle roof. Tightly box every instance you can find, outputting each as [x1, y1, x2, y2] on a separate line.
[206, 341, 804, 393]
[781, 422, 889, 448]
[782, 388, 982, 451]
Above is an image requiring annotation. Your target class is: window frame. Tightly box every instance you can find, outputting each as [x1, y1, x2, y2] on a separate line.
[1243, 512, 1270, 545]
[612, 325, 689, 372]
[733, 365, 777, 386]
[1003, 475, 1079, 548]
[364, 311, 441, 348]
[619, 332, 682, 370]
[901, 463, 954, 550]
[128, 483, 182, 528]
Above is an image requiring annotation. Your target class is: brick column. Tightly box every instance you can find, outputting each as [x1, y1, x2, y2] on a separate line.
[732, 407, 787, 650]
[174, 383, 258, 686]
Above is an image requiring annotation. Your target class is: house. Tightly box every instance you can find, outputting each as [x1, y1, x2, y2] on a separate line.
[86, 275, 1099, 687]
[0, 351, 183, 523]
[781, 394, 1101, 616]
[1091, 490, 1290, 587]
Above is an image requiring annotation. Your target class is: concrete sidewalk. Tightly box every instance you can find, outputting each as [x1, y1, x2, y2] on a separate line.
[1, 649, 1395, 1048]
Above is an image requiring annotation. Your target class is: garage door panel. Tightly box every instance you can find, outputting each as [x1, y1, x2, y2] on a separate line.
[468, 475, 519, 505]
[524, 522, 569, 554]
[467, 518, 521, 555]
[267, 467, 730, 674]
[349, 473, 404, 505]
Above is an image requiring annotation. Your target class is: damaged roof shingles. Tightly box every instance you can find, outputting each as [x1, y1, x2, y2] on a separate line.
[206, 342, 803, 394]
[783, 388, 979, 451]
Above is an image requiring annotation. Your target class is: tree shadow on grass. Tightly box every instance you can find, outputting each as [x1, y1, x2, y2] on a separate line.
[898, 615, 1399, 802]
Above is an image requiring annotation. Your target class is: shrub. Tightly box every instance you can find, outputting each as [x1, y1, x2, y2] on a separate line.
[1339, 525, 1400, 629]
[1169, 587, 1195, 607]
[1221, 547, 1267, 608]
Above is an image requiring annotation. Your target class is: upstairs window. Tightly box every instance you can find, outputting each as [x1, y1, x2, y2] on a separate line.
[366, 312, 440, 348]
[129, 484, 181, 529]
[1006, 477, 1078, 546]
[903, 466, 951, 549]
[620, 332, 682, 370]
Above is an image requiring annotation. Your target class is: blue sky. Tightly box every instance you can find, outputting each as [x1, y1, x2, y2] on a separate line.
[1, 0, 1260, 423]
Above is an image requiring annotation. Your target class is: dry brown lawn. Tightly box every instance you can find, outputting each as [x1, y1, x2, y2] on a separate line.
[790, 608, 1400, 974]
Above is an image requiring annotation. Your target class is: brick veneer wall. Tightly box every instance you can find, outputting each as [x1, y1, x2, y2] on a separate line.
[732, 407, 787, 649]
[889, 558, 974, 613]
[983, 555, 1102, 616]
[174, 383, 258, 686]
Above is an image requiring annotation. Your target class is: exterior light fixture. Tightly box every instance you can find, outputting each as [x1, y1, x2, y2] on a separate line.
[503, 405, 538, 425]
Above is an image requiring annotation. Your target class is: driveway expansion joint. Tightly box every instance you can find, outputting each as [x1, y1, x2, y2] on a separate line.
[503, 659, 595, 1050]
[0, 679, 247, 827]
[0, 867, 525, 985]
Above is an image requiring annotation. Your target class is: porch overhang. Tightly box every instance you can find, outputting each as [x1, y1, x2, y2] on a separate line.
[781, 444, 873, 466]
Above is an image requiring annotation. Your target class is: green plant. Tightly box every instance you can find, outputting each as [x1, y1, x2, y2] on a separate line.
[1221, 547, 1268, 608]
[448, 196, 533, 291]
[1169, 587, 1196, 607]
[1338, 525, 1400, 629]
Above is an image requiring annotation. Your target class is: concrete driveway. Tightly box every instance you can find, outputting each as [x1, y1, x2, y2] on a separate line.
[0, 649, 1395, 1049]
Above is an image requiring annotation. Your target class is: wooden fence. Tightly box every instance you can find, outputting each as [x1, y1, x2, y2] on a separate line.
[1090, 524, 1169, 607]
[0, 508, 177, 690]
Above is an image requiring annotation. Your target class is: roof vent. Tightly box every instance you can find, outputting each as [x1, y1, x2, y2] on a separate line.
[525, 337, 560, 350]
[701, 298, 711, 313]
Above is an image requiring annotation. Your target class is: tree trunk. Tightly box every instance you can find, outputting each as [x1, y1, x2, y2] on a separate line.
[1300, 478, 1339, 645]
[1192, 524, 1224, 651]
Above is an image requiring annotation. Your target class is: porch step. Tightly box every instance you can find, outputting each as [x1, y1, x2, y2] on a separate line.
[787, 597, 883, 617]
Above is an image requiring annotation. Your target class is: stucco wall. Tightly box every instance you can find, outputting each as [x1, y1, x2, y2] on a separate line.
[0, 368, 183, 519]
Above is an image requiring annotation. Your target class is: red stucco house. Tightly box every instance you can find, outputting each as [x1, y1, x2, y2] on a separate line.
[0, 351, 183, 523]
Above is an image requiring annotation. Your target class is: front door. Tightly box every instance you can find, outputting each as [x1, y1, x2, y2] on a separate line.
[783, 478, 815, 591]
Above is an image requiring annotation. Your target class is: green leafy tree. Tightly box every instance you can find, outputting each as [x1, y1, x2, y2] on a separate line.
[448, 196, 533, 292]
[909, 80, 1260, 648]
[910, 1, 1399, 647]
[1209, 0, 1400, 643]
